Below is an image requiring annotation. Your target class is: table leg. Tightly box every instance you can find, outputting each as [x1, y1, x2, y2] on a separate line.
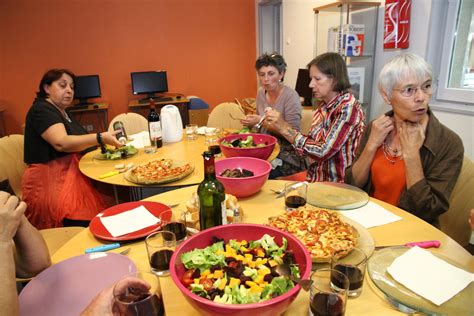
[113, 185, 119, 205]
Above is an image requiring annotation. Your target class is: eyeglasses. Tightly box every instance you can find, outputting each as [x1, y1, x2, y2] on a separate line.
[392, 81, 433, 97]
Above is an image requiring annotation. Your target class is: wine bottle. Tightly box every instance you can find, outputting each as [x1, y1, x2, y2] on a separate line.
[113, 121, 127, 145]
[198, 151, 226, 230]
[148, 98, 163, 148]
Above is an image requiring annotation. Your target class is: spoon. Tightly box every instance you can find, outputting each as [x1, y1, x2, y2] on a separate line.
[253, 115, 266, 132]
[275, 264, 313, 291]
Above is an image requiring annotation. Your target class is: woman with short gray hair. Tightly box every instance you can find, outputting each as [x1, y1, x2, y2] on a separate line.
[345, 53, 464, 227]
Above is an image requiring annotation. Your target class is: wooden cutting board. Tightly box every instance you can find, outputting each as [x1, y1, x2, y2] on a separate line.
[307, 182, 369, 210]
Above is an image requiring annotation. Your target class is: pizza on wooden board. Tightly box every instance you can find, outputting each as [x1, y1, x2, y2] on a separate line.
[124, 159, 194, 185]
[268, 206, 359, 262]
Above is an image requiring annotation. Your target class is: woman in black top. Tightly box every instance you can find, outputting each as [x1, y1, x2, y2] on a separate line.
[22, 69, 122, 229]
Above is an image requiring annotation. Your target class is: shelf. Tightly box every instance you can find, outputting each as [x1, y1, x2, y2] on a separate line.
[314, 1, 381, 13]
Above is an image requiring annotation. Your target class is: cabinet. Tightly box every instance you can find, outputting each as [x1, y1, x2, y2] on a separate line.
[128, 97, 190, 128]
[66, 103, 109, 133]
[314, 1, 381, 118]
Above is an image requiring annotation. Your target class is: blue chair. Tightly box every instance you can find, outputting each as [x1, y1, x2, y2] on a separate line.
[187, 96, 209, 126]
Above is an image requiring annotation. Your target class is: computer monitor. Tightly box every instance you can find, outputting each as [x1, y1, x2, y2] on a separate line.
[295, 68, 313, 106]
[74, 75, 101, 105]
[131, 71, 168, 101]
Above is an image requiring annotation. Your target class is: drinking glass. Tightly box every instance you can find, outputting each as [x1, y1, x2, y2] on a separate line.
[143, 134, 156, 154]
[284, 181, 308, 211]
[145, 231, 176, 276]
[185, 124, 198, 140]
[331, 247, 367, 298]
[113, 271, 165, 316]
[204, 127, 217, 144]
[159, 209, 187, 244]
[309, 268, 349, 316]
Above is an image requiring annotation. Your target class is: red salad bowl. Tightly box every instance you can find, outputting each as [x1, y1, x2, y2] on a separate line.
[215, 157, 272, 198]
[169, 224, 312, 316]
[218, 133, 277, 160]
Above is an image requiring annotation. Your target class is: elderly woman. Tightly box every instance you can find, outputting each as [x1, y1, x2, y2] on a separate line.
[241, 53, 307, 178]
[264, 52, 365, 182]
[22, 69, 123, 229]
[345, 53, 464, 226]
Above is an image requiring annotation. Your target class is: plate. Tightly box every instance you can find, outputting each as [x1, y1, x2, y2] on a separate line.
[19, 253, 136, 316]
[93, 146, 138, 160]
[307, 182, 369, 210]
[123, 159, 194, 185]
[89, 201, 172, 241]
[367, 247, 474, 315]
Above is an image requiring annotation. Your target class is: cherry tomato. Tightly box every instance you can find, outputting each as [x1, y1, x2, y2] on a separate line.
[182, 269, 195, 287]
[199, 278, 214, 291]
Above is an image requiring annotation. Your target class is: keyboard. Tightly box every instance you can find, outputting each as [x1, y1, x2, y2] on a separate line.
[138, 97, 173, 104]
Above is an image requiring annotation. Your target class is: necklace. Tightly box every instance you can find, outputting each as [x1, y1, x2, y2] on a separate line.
[382, 141, 402, 164]
[48, 100, 72, 123]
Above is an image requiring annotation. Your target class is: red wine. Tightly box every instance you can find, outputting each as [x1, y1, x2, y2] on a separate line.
[117, 293, 165, 316]
[208, 145, 221, 156]
[162, 222, 187, 241]
[148, 99, 163, 148]
[150, 249, 174, 271]
[310, 292, 345, 316]
[332, 264, 364, 290]
[285, 195, 306, 208]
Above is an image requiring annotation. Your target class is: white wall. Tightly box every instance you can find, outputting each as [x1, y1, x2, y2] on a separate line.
[281, 0, 474, 159]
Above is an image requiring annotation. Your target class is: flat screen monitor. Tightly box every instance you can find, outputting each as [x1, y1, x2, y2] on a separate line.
[131, 71, 168, 100]
[295, 68, 313, 106]
[74, 75, 101, 105]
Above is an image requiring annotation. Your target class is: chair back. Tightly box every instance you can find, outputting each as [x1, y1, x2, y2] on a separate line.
[439, 156, 474, 246]
[0, 134, 26, 198]
[301, 108, 313, 134]
[108, 113, 148, 135]
[207, 102, 245, 129]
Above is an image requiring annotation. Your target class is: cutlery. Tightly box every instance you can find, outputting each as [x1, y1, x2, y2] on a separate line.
[85, 242, 121, 253]
[375, 240, 441, 250]
[119, 248, 131, 255]
[253, 115, 266, 132]
[166, 203, 180, 208]
[99, 163, 135, 179]
[275, 263, 312, 291]
[384, 294, 418, 314]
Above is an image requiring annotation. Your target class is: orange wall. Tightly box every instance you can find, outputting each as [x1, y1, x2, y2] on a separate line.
[0, 0, 257, 134]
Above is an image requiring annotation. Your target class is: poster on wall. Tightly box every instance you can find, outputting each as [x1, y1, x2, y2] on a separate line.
[348, 67, 365, 103]
[384, 0, 411, 49]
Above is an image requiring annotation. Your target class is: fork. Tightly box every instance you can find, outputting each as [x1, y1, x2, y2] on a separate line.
[253, 115, 266, 132]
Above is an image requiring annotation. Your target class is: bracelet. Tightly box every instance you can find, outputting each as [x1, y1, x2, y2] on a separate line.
[96, 132, 104, 146]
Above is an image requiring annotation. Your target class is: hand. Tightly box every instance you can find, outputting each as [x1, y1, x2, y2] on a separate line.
[366, 115, 394, 151]
[264, 108, 286, 133]
[399, 120, 425, 159]
[240, 114, 261, 127]
[101, 131, 124, 148]
[81, 277, 150, 316]
[0, 191, 26, 243]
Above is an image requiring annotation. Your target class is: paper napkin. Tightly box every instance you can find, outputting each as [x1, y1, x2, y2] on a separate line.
[127, 131, 150, 148]
[197, 126, 215, 135]
[387, 246, 474, 306]
[100, 205, 160, 237]
[341, 201, 402, 228]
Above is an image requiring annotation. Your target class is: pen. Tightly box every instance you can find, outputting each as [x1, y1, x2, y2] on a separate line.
[85, 242, 121, 253]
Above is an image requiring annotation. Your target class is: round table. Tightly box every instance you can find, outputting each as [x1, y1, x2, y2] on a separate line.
[51, 180, 473, 315]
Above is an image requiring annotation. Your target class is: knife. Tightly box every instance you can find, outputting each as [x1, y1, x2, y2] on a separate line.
[85, 242, 121, 253]
[276, 181, 309, 198]
[98, 163, 135, 179]
[375, 240, 441, 250]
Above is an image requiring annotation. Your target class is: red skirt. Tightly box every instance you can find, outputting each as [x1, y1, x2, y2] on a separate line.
[22, 154, 113, 229]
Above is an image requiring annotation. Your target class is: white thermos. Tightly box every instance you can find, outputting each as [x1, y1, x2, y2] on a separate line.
[160, 105, 183, 143]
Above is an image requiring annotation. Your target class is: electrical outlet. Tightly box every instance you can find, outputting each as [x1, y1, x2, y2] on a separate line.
[84, 125, 94, 132]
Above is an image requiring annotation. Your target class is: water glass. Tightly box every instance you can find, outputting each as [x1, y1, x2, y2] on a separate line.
[143, 134, 156, 154]
[113, 271, 165, 316]
[309, 268, 349, 316]
[331, 247, 367, 298]
[159, 209, 187, 244]
[185, 124, 198, 140]
[204, 127, 217, 144]
[284, 181, 308, 211]
[145, 231, 176, 276]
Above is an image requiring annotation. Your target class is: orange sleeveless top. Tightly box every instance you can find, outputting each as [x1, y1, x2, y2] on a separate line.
[370, 147, 406, 206]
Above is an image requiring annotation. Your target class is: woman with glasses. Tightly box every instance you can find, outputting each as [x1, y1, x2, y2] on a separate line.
[345, 53, 464, 226]
[264, 52, 365, 182]
[241, 53, 307, 178]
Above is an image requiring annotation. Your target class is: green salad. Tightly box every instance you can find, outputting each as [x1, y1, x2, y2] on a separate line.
[179, 234, 300, 304]
[98, 145, 138, 160]
[221, 136, 266, 148]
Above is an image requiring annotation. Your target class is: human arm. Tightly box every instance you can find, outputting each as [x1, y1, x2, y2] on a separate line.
[240, 114, 262, 128]
[41, 123, 122, 153]
[0, 191, 27, 316]
[347, 115, 394, 188]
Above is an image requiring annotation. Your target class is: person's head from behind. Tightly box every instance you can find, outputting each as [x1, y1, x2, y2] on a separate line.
[307, 52, 350, 103]
[255, 53, 287, 92]
[37, 68, 76, 108]
[378, 53, 433, 123]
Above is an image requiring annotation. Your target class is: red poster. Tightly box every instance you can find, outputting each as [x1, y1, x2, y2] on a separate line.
[383, 0, 411, 49]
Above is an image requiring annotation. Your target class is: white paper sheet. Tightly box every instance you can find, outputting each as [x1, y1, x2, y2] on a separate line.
[100, 205, 160, 237]
[127, 131, 150, 148]
[387, 246, 474, 306]
[340, 201, 402, 228]
[197, 126, 215, 135]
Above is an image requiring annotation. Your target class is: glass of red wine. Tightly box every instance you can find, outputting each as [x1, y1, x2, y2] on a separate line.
[159, 209, 187, 244]
[145, 231, 176, 276]
[331, 247, 368, 298]
[113, 271, 165, 316]
[309, 268, 349, 316]
[284, 181, 308, 211]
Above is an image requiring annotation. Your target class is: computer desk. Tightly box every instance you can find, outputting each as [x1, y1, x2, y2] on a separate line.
[66, 103, 109, 132]
[128, 96, 190, 127]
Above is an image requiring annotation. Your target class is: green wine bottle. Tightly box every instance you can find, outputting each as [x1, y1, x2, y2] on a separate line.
[198, 151, 226, 230]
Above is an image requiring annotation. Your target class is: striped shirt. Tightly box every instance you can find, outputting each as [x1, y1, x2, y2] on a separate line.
[293, 92, 365, 182]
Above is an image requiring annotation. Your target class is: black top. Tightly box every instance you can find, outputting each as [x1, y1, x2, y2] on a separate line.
[24, 98, 87, 164]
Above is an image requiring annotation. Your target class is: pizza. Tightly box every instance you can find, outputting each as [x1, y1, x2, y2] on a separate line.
[268, 206, 358, 262]
[124, 159, 194, 185]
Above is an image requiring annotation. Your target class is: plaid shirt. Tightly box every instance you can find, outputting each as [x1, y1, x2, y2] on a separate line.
[294, 92, 365, 182]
